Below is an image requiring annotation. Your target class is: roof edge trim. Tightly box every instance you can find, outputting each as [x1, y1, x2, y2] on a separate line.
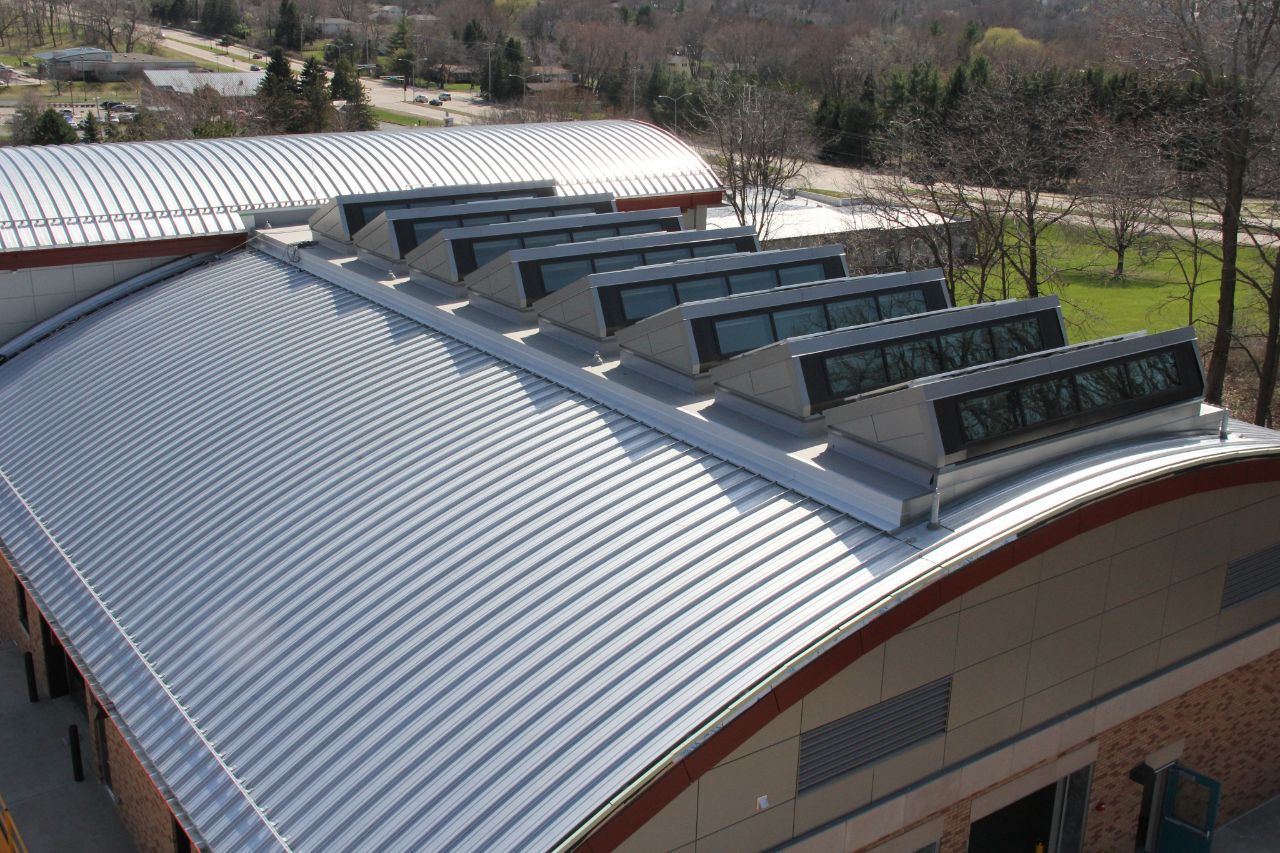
[571, 448, 1280, 852]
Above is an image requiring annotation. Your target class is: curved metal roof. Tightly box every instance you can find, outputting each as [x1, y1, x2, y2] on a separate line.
[1, 250, 1276, 852]
[0, 121, 718, 252]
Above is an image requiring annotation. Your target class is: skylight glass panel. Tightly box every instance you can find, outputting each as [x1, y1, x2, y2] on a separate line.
[621, 284, 679, 320]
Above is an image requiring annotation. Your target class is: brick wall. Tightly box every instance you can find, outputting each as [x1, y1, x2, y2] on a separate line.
[3, 552, 180, 853]
[853, 646, 1280, 853]
[93, 712, 179, 853]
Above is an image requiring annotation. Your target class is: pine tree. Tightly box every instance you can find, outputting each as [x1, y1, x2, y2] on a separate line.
[340, 76, 377, 131]
[298, 57, 334, 133]
[274, 0, 303, 51]
[258, 48, 300, 132]
[330, 55, 362, 101]
[78, 113, 103, 143]
[30, 109, 77, 145]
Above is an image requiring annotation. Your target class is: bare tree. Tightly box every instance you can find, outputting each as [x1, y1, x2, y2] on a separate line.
[1115, 0, 1280, 404]
[1081, 131, 1168, 277]
[695, 81, 814, 241]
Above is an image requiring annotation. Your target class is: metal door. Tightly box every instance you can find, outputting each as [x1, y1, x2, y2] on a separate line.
[1157, 765, 1220, 853]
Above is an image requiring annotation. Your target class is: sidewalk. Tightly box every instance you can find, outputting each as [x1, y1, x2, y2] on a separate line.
[0, 640, 134, 852]
[1215, 793, 1280, 852]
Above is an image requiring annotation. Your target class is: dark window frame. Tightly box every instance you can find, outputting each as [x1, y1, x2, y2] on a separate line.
[520, 237, 754, 303]
[454, 216, 683, 278]
[390, 199, 617, 257]
[597, 256, 847, 335]
[933, 343, 1202, 458]
[797, 310, 1066, 413]
[689, 282, 949, 370]
[14, 577, 27, 632]
[343, 184, 556, 235]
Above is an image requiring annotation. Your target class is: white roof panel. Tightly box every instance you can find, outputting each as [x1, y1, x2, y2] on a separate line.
[0, 121, 718, 252]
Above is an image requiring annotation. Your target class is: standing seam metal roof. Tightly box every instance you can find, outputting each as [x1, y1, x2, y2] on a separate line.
[0, 249, 908, 851]
[0, 121, 718, 252]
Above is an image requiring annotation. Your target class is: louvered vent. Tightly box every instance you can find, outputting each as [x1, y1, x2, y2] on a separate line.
[798, 676, 951, 792]
[1222, 541, 1280, 608]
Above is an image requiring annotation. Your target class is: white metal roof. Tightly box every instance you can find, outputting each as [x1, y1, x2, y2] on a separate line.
[144, 69, 266, 95]
[2, 248, 1277, 852]
[0, 121, 718, 252]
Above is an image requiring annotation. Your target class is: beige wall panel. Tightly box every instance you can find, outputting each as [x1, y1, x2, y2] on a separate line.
[954, 587, 1037, 670]
[616, 784, 699, 853]
[1098, 589, 1168, 663]
[1032, 559, 1109, 638]
[881, 614, 958, 699]
[793, 767, 874, 835]
[1026, 617, 1102, 695]
[697, 738, 799, 838]
[801, 644, 885, 732]
[696, 800, 795, 853]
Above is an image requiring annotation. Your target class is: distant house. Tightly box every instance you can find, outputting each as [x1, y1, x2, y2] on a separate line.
[407, 12, 440, 25]
[312, 17, 356, 38]
[144, 69, 266, 97]
[369, 4, 403, 22]
[666, 53, 692, 75]
[34, 47, 195, 81]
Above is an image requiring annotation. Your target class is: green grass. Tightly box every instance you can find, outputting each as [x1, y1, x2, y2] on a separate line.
[371, 107, 443, 127]
[802, 186, 852, 199]
[957, 223, 1273, 342]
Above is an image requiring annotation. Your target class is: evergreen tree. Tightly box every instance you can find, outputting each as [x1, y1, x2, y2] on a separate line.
[340, 76, 377, 130]
[30, 109, 78, 145]
[462, 19, 486, 47]
[258, 48, 300, 132]
[298, 57, 334, 133]
[330, 55, 363, 101]
[274, 0, 303, 51]
[78, 113, 103, 143]
[198, 0, 241, 36]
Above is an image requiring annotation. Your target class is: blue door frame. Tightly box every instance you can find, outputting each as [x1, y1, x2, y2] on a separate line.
[1157, 764, 1220, 853]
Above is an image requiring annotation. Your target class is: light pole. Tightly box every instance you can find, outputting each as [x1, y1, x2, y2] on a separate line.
[657, 92, 693, 135]
[507, 73, 528, 106]
[397, 57, 412, 101]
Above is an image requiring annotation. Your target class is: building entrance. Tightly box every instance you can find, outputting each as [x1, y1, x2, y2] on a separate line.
[968, 766, 1091, 853]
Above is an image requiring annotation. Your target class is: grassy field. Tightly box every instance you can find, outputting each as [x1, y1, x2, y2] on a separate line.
[371, 107, 444, 127]
[951, 223, 1274, 342]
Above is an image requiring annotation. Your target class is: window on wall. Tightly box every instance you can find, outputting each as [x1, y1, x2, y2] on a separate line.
[15, 578, 27, 632]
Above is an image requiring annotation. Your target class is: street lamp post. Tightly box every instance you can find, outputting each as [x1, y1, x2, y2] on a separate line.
[507, 73, 528, 106]
[657, 92, 693, 135]
[397, 57, 413, 101]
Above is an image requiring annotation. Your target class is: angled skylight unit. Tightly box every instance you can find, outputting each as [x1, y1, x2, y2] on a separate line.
[406, 208, 684, 292]
[355, 193, 620, 265]
[617, 269, 952, 392]
[824, 327, 1214, 498]
[466, 226, 759, 321]
[533, 245, 850, 352]
[710, 297, 1065, 436]
[308, 180, 558, 245]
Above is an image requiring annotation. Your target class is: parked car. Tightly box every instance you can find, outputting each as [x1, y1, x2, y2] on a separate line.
[250, 65, 261, 71]
[438, 92, 451, 101]
[252, 53, 262, 59]
[413, 94, 428, 103]
[101, 100, 123, 110]
[429, 97, 442, 106]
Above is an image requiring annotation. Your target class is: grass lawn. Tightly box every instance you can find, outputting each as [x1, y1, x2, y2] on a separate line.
[802, 186, 852, 199]
[371, 107, 443, 127]
[956, 223, 1273, 343]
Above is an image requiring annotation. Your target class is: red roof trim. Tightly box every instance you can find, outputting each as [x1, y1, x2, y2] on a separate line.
[0, 234, 248, 271]
[581, 456, 1280, 850]
[615, 191, 723, 213]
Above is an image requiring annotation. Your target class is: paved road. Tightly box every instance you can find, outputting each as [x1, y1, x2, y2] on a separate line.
[155, 29, 496, 126]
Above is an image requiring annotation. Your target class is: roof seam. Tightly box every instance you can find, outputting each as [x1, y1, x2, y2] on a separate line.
[0, 384, 291, 853]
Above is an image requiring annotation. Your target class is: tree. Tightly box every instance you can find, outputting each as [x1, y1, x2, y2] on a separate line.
[1081, 133, 1167, 277]
[338, 71, 377, 130]
[297, 57, 333, 133]
[198, 0, 241, 37]
[257, 47, 300, 132]
[330, 55, 362, 101]
[695, 82, 814, 241]
[1119, 0, 1280, 404]
[29, 109, 77, 145]
[79, 113, 103, 143]
[273, 0, 302, 51]
[9, 93, 44, 145]
[81, 0, 151, 52]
